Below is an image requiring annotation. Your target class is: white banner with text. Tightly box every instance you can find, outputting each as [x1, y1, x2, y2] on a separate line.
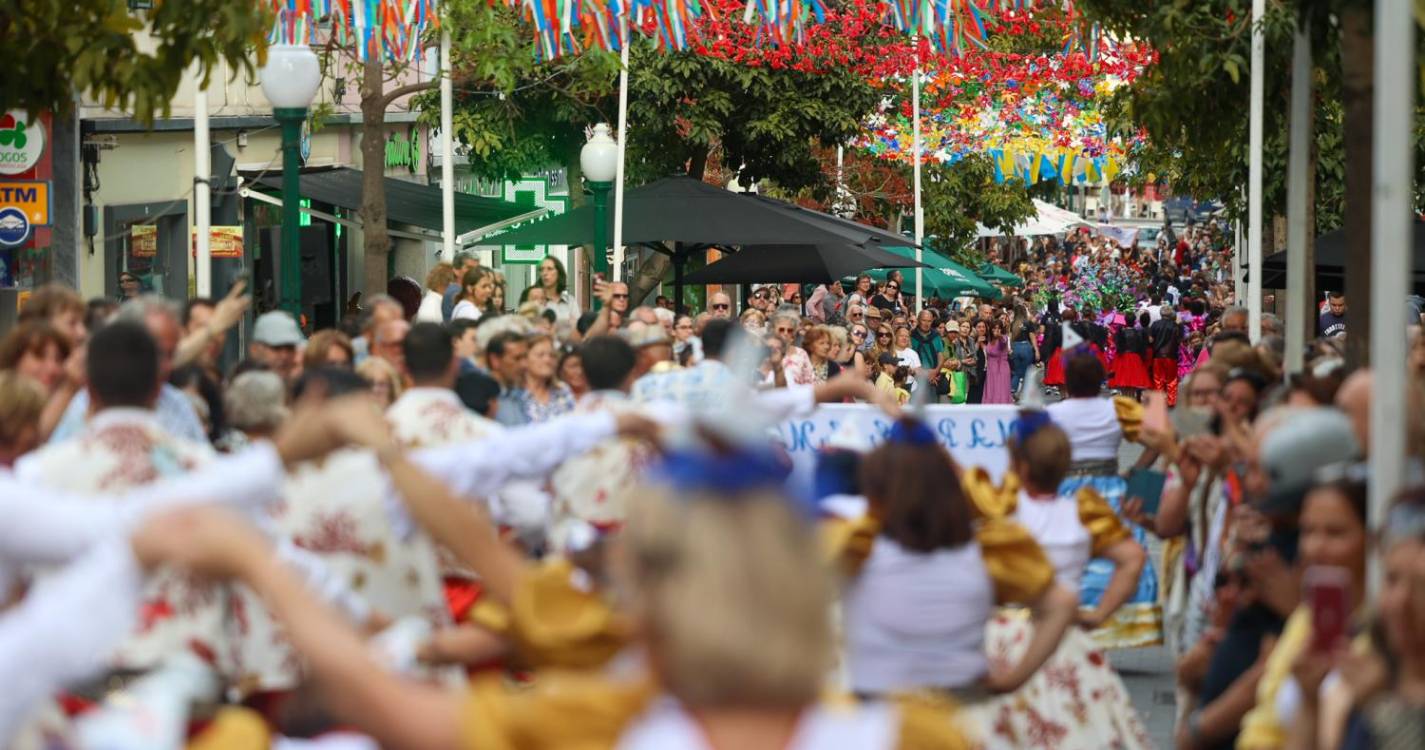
[776, 404, 1020, 482]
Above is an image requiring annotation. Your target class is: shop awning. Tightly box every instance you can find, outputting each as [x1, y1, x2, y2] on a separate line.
[252, 167, 536, 235]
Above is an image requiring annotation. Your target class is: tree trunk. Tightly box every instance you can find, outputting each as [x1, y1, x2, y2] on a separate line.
[629, 250, 672, 307]
[360, 55, 391, 300]
[1340, 5, 1374, 367]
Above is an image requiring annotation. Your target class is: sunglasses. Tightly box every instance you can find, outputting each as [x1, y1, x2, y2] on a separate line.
[712, 303, 730, 311]
[877, 333, 891, 339]
[611, 293, 629, 300]
[775, 326, 795, 334]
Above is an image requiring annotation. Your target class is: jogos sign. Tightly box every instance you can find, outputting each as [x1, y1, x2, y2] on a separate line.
[0, 111, 45, 176]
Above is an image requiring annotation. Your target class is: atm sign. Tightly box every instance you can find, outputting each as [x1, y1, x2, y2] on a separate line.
[0, 181, 49, 225]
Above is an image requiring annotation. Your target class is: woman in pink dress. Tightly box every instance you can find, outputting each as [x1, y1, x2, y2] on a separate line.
[982, 319, 1014, 403]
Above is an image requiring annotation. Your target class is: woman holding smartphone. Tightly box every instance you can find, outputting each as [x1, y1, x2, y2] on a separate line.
[1234, 467, 1369, 750]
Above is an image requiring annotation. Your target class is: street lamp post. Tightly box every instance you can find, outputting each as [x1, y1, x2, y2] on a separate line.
[581, 124, 618, 283]
[260, 45, 322, 318]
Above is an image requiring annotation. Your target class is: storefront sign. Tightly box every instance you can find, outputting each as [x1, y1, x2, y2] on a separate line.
[0, 181, 49, 225]
[192, 226, 244, 259]
[0, 111, 45, 175]
[131, 224, 157, 258]
[0, 207, 31, 247]
[500, 178, 568, 265]
[777, 403, 1018, 481]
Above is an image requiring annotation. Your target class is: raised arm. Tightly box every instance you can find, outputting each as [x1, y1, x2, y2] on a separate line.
[379, 445, 525, 606]
[411, 411, 651, 499]
[1, 396, 377, 568]
[137, 508, 464, 750]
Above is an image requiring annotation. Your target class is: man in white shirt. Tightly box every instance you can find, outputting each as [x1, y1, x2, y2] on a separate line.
[16, 320, 229, 676]
[550, 335, 658, 530]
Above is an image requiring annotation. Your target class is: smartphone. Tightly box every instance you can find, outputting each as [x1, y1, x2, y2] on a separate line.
[1172, 407, 1213, 440]
[1126, 468, 1167, 517]
[1304, 565, 1351, 653]
[1144, 391, 1170, 435]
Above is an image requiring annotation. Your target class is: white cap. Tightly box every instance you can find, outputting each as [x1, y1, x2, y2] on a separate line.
[253, 311, 305, 347]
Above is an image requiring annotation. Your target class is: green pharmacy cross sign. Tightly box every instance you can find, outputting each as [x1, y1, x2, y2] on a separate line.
[500, 178, 568, 265]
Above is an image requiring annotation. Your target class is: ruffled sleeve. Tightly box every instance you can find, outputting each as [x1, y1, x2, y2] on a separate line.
[976, 518, 1055, 606]
[893, 693, 975, 750]
[461, 671, 654, 750]
[822, 515, 880, 579]
[1076, 487, 1132, 557]
[961, 468, 1019, 521]
[500, 559, 631, 670]
[1112, 395, 1142, 443]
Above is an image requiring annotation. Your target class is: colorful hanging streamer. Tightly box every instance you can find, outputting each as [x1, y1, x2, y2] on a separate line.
[267, 0, 440, 63]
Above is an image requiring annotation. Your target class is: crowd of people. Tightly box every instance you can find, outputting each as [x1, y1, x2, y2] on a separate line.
[0, 218, 1421, 750]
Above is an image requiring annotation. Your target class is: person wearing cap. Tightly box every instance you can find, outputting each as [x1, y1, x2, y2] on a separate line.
[249, 310, 305, 382]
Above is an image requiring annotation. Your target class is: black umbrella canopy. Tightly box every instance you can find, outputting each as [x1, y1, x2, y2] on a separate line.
[743, 195, 918, 248]
[476, 177, 914, 248]
[683, 242, 927, 285]
[1261, 219, 1425, 290]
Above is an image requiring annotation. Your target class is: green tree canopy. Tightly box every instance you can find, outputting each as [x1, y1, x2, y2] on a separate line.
[2, 0, 270, 122]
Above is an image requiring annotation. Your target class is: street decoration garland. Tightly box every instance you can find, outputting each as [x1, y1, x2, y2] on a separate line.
[260, 0, 1148, 187]
[860, 4, 1155, 186]
[267, 0, 440, 62]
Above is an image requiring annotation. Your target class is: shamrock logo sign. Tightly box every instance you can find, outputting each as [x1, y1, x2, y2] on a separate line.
[0, 114, 27, 149]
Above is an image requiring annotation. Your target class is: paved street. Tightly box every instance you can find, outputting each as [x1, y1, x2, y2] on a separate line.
[1115, 644, 1177, 748]
[1114, 435, 1177, 747]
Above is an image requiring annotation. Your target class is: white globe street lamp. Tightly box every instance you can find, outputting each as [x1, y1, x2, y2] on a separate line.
[259, 45, 321, 317]
[580, 124, 618, 278]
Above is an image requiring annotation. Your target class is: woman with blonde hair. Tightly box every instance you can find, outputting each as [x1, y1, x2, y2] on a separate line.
[356, 356, 404, 408]
[418, 263, 458, 322]
[0, 371, 46, 468]
[739, 307, 767, 336]
[142, 421, 968, 749]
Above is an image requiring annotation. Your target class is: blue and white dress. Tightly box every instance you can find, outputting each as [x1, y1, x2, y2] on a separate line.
[1045, 395, 1162, 649]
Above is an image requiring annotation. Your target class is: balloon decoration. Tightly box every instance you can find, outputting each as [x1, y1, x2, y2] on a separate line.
[267, 0, 441, 62]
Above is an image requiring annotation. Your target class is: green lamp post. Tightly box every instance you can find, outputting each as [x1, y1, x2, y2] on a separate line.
[580, 124, 619, 284]
[260, 45, 322, 318]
